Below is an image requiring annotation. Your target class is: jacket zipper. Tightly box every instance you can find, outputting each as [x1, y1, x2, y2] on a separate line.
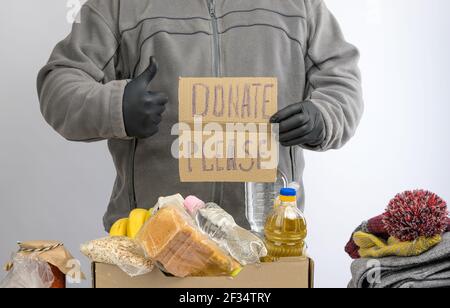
[207, 0, 223, 204]
[129, 138, 138, 210]
[208, 0, 221, 76]
[129, 3, 221, 210]
[289, 147, 296, 181]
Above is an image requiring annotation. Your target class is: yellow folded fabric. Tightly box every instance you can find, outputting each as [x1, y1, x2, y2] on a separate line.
[353, 231, 442, 258]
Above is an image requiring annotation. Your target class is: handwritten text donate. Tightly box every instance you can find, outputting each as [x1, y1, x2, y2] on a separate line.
[178, 77, 279, 183]
[191, 82, 274, 122]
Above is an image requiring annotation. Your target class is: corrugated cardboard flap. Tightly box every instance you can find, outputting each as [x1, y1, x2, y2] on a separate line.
[93, 257, 314, 289]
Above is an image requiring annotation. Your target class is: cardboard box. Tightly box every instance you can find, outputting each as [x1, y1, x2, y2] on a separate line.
[92, 257, 314, 289]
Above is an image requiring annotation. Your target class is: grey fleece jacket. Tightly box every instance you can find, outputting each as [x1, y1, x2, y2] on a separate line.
[37, 0, 363, 231]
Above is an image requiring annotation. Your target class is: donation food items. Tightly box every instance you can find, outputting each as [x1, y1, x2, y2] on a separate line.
[136, 203, 242, 277]
[1, 254, 55, 288]
[128, 209, 151, 238]
[109, 194, 184, 238]
[264, 188, 307, 260]
[88, 191, 306, 278]
[110, 209, 152, 238]
[81, 237, 154, 277]
[1, 241, 84, 288]
[109, 218, 129, 237]
[184, 196, 268, 266]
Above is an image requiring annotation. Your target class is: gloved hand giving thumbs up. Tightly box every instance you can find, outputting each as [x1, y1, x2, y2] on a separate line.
[123, 57, 169, 138]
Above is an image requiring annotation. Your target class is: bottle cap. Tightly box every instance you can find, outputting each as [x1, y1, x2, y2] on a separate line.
[280, 188, 296, 196]
[279, 188, 297, 203]
[183, 196, 205, 216]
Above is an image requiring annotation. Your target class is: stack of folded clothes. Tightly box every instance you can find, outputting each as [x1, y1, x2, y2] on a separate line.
[348, 233, 450, 288]
[346, 190, 450, 288]
[345, 215, 450, 259]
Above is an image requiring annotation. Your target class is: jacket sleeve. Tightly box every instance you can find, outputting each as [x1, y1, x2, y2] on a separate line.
[303, 0, 364, 151]
[37, 1, 129, 142]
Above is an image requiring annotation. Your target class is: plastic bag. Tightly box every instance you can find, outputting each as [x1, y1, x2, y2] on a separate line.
[152, 194, 185, 214]
[80, 237, 154, 277]
[195, 203, 268, 266]
[0, 254, 54, 288]
[184, 196, 267, 265]
[136, 203, 241, 278]
[15, 241, 85, 282]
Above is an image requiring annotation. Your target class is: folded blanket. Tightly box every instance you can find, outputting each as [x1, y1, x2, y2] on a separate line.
[348, 232, 450, 288]
[345, 216, 450, 259]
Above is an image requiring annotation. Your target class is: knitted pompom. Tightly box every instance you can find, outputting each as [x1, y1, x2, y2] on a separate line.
[383, 190, 448, 242]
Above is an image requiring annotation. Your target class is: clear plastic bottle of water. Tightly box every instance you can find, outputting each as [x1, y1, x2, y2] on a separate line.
[245, 170, 288, 235]
[185, 199, 267, 265]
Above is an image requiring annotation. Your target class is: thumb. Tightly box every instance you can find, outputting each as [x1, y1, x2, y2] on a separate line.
[135, 56, 158, 85]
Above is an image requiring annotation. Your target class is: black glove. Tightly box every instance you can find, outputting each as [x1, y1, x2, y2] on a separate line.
[123, 57, 169, 138]
[270, 101, 326, 147]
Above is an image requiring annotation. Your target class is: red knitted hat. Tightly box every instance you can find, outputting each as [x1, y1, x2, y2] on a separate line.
[383, 190, 448, 242]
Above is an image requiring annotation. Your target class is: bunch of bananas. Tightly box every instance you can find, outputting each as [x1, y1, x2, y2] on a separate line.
[109, 208, 153, 238]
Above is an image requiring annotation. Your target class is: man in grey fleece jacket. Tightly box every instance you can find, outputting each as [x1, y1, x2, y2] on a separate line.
[37, 0, 363, 232]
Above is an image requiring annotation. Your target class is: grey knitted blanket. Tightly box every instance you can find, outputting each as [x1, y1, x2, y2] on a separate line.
[348, 233, 450, 288]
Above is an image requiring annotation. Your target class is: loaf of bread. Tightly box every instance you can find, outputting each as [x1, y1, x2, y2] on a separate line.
[137, 204, 241, 277]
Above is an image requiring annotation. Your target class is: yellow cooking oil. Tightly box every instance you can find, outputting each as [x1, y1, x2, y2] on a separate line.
[263, 188, 307, 261]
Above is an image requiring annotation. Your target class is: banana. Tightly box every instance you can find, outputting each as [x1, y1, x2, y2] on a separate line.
[127, 209, 150, 239]
[110, 208, 153, 238]
[109, 218, 129, 237]
[145, 207, 154, 222]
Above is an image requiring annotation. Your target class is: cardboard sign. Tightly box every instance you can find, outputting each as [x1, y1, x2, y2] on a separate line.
[178, 77, 278, 183]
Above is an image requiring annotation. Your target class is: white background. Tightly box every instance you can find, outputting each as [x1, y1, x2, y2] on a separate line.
[1, 0, 449, 288]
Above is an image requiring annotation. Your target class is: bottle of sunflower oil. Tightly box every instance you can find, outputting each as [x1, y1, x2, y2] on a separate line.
[263, 188, 307, 261]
